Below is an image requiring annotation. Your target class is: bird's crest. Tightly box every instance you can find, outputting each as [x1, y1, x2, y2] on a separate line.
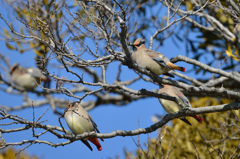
[10, 63, 20, 75]
[133, 38, 146, 47]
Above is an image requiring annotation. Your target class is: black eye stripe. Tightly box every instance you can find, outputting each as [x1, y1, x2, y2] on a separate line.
[136, 42, 144, 46]
[10, 65, 19, 74]
[133, 40, 145, 47]
[12, 66, 17, 71]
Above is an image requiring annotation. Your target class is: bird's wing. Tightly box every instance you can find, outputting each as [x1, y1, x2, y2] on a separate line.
[88, 115, 104, 141]
[145, 50, 170, 62]
[26, 68, 43, 78]
[26, 68, 50, 84]
[178, 95, 191, 107]
[157, 91, 169, 104]
[151, 57, 171, 69]
[163, 72, 174, 78]
[173, 88, 191, 108]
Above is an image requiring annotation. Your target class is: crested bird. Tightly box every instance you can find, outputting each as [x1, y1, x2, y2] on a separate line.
[131, 38, 185, 78]
[234, 21, 240, 49]
[64, 102, 104, 151]
[234, 23, 240, 41]
[10, 63, 51, 90]
[158, 83, 203, 125]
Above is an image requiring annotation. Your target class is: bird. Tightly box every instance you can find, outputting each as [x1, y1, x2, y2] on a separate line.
[131, 38, 185, 78]
[234, 23, 240, 40]
[158, 83, 203, 126]
[10, 63, 51, 90]
[64, 102, 104, 151]
[234, 22, 240, 48]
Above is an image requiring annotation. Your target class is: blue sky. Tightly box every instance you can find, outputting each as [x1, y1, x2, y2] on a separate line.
[0, 2, 216, 159]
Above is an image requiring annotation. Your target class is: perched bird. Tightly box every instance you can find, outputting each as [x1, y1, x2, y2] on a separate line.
[64, 102, 104, 151]
[10, 63, 51, 90]
[158, 84, 203, 125]
[234, 23, 240, 40]
[234, 22, 240, 47]
[131, 38, 185, 77]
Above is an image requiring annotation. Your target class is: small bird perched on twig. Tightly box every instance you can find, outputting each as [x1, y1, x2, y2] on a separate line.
[64, 102, 104, 151]
[10, 63, 51, 90]
[158, 82, 203, 126]
[234, 20, 240, 49]
[131, 38, 185, 78]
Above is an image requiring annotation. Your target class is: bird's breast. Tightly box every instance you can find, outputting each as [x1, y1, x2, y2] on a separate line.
[160, 99, 181, 114]
[13, 74, 37, 90]
[65, 112, 94, 135]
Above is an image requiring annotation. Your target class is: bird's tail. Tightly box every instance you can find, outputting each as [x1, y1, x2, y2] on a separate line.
[36, 76, 51, 82]
[36, 76, 51, 88]
[180, 117, 192, 126]
[191, 115, 203, 123]
[88, 138, 102, 151]
[166, 62, 185, 72]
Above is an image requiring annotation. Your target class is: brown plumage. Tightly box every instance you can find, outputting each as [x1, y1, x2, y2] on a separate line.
[64, 102, 104, 151]
[234, 22, 240, 48]
[10, 63, 51, 90]
[158, 84, 203, 125]
[131, 38, 185, 77]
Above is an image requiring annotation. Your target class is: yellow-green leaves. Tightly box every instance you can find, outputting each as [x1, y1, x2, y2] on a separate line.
[4, 29, 11, 38]
[226, 43, 240, 61]
[6, 43, 16, 50]
[0, 147, 38, 159]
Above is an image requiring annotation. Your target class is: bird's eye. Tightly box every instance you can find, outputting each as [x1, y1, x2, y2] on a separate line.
[132, 45, 137, 51]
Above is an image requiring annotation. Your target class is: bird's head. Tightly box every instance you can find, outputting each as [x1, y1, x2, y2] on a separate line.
[10, 63, 20, 75]
[131, 38, 146, 51]
[66, 102, 80, 110]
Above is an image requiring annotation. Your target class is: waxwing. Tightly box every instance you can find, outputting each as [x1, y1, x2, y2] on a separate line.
[131, 38, 185, 78]
[158, 84, 203, 125]
[10, 63, 51, 90]
[234, 22, 240, 46]
[64, 102, 104, 151]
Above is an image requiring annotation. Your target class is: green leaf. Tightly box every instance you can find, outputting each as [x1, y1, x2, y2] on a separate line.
[4, 29, 11, 38]
[6, 43, 16, 50]
[17, 42, 23, 49]
[20, 27, 24, 35]
[43, 0, 48, 5]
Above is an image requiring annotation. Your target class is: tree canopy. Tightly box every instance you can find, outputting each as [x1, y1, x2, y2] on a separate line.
[1, 0, 240, 158]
